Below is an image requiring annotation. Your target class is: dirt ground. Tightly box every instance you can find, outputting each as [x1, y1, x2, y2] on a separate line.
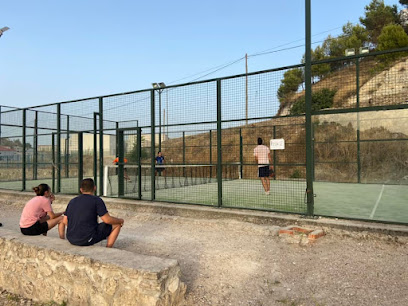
[1, 195, 408, 306]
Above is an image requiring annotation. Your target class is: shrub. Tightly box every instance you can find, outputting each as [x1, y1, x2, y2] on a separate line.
[290, 88, 337, 115]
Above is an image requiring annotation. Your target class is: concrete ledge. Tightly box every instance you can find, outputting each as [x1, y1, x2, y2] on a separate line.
[0, 229, 186, 305]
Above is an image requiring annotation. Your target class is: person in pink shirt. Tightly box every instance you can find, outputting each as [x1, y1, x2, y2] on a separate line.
[254, 137, 273, 195]
[20, 184, 64, 236]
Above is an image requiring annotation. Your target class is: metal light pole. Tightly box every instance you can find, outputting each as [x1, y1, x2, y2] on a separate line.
[152, 82, 166, 152]
[0, 27, 10, 146]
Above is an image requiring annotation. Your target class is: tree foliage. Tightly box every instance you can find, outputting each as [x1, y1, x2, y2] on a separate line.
[400, 0, 408, 7]
[277, 68, 304, 103]
[377, 24, 408, 61]
[359, 0, 399, 45]
[290, 88, 336, 115]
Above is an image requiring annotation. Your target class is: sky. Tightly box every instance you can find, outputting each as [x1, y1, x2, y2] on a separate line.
[0, 0, 403, 108]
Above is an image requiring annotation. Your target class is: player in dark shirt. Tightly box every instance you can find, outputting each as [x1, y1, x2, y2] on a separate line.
[59, 178, 124, 248]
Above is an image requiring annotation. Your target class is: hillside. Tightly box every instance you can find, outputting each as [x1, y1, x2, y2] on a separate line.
[153, 57, 408, 183]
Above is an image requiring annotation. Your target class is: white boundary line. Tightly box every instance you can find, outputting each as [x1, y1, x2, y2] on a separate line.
[369, 184, 385, 219]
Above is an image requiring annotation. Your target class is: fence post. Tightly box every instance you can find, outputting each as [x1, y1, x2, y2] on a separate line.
[33, 111, 38, 180]
[239, 128, 243, 179]
[305, 0, 314, 216]
[356, 57, 361, 183]
[150, 89, 156, 201]
[99, 97, 104, 196]
[273, 125, 277, 180]
[65, 115, 70, 178]
[93, 112, 98, 188]
[137, 127, 142, 200]
[52, 133, 55, 193]
[217, 79, 222, 207]
[78, 132, 83, 194]
[57, 104, 61, 193]
[118, 130, 124, 197]
[22, 109, 26, 191]
[209, 129, 212, 178]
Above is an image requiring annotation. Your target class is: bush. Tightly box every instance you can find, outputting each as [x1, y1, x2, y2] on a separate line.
[290, 88, 336, 115]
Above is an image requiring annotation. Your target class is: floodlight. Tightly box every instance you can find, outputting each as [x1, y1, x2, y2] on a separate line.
[152, 83, 159, 89]
[359, 47, 369, 54]
[159, 82, 166, 88]
[345, 48, 355, 56]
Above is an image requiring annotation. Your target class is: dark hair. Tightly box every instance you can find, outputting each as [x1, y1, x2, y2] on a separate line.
[33, 184, 50, 196]
[157, 151, 161, 154]
[257, 138, 263, 145]
[81, 178, 95, 193]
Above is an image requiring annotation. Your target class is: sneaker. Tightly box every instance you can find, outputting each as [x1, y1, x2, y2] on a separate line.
[265, 191, 270, 195]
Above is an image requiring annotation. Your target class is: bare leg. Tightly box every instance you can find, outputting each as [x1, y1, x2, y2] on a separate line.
[260, 178, 268, 192]
[266, 177, 271, 192]
[58, 219, 67, 239]
[46, 215, 63, 231]
[106, 224, 122, 248]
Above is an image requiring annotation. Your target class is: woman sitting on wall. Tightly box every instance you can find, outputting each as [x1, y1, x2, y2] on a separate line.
[19, 184, 64, 236]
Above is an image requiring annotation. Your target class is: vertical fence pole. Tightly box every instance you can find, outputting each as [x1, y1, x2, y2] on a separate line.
[209, 129, 212, 178]
[305, 0, 314, 216]
[66, 115, 70, 178]
[239, 128, 243, 179]
[137, 127, 142, 200]
[33, 111, 38, 180]
[78, 132, 83, 193]
[273, 125, 277, 180]
[217, 79, 222, 207]
[99, 97, 104, 196]
[22, 109, 26, 191]
[150, 90, 156, 201]
[118, 130, 124, 197]
[52, 133, 55, 193]
[93, 112, 98, 187]
[356, 57, 361, 183]
[57, 104, 61, 193]
[115, 122, 119, 154]
[182, 131, 186, 165]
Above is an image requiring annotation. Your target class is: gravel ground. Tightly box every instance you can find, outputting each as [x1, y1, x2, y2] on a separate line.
[1, 195, 408, 306]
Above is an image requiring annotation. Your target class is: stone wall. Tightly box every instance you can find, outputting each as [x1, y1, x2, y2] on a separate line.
[0, 229, 186, 305]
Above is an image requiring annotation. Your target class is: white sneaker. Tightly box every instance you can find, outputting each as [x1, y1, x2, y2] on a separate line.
[265, 191, 270, 195]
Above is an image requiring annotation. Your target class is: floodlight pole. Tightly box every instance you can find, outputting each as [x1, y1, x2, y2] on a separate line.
[152, 83, 166, 152]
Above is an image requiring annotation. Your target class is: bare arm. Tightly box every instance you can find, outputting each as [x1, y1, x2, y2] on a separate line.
[100, 213, 124, 226]
[47, 211, 64, 219]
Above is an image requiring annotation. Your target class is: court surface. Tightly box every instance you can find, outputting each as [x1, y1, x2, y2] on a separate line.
[0, 176, 406, 223]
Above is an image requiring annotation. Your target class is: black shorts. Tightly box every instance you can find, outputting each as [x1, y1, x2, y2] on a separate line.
[156, 166, 165, 173]
[21, 221, 49, 236]
[80, 223, 112, 246]
[258, 165, 270, 177]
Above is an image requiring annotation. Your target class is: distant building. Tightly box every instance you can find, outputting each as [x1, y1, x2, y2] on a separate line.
[0, 146, 21, 161]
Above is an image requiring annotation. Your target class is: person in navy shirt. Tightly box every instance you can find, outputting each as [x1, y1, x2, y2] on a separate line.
[155, 151, 166, 177]
[60, 178, 124, 248]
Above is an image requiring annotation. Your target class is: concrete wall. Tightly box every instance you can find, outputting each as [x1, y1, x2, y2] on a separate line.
[0, 229, 186, 306]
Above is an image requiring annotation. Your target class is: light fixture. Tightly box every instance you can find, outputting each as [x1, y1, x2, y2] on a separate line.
[345, 48, 355, 56]
[359, 47, 369, 54]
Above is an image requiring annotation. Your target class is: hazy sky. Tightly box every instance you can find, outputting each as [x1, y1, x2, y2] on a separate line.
[0, 0, 403, 108]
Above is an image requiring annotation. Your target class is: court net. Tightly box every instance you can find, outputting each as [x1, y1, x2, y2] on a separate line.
[103, 163, 241, 196]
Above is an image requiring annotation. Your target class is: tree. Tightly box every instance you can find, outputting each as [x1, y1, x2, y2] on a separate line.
[277, 68, 304, 103]
[377, 24, 408, 61]
[360, 0, 398, 45]
[400, 0, 408, 7]
[290, 88, 336, 115]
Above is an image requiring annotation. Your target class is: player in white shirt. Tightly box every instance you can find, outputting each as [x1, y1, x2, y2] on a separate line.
[253, 138, 273, 195]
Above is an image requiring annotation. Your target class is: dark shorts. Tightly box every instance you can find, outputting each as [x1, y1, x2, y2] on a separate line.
[20, 221, 49, 236]
[79, 223, 112, 246]
[156, 166, 165, 173]
[258, 165, 270, 178]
